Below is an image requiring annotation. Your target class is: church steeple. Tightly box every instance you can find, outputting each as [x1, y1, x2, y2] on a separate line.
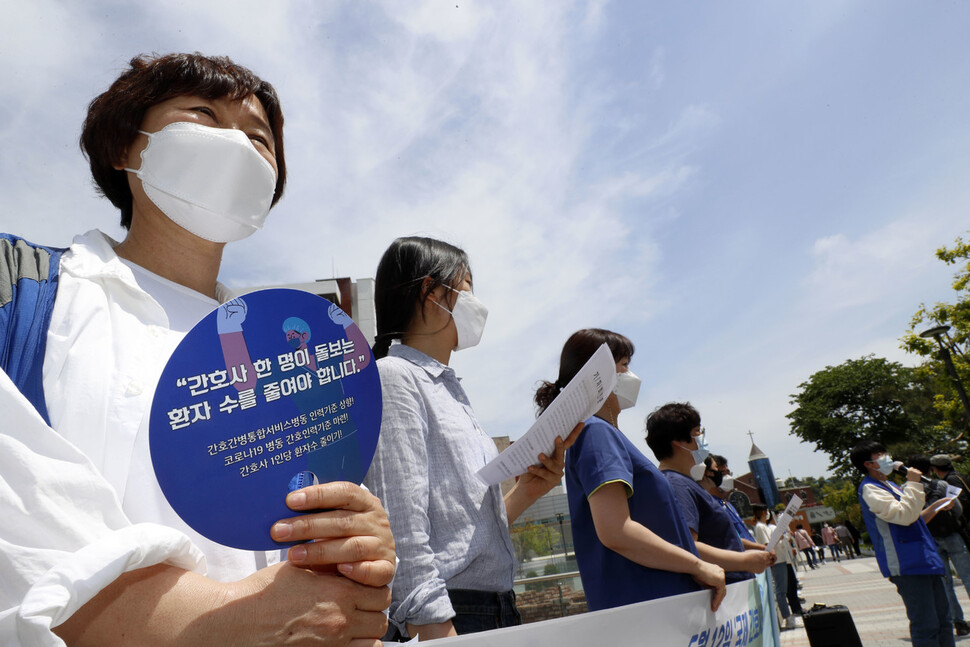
[748, 443, 767, 461]
[747, 431, 780, 508]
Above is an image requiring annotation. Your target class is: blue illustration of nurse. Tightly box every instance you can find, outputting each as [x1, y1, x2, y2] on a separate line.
[281, 312, 364, 486]
[216, 297, 365, 488]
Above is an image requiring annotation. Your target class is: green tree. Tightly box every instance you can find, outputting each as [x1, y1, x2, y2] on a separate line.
[509, 522, 556, 563]
[821, 479, 863, 530]
[901, 233, 970, 433]
[787, 356, 944, 475]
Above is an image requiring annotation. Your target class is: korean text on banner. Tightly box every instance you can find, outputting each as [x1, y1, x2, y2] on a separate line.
[434, 576, 776, 647]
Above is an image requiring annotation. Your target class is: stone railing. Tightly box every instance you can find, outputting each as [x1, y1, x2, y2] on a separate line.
[513, 571, 588, 623]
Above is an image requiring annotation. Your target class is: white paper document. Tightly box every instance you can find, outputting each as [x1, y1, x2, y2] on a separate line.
[765, 495, 803, 552]
[945, 483, 962, 501]
[476, 343, 617, 486]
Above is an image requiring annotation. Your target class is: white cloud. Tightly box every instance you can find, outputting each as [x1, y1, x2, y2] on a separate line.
[4, 1, 969, 485]
[581, 0, 610, 33]
[804, 216, 957, 313]
[391, 1, 493, 43]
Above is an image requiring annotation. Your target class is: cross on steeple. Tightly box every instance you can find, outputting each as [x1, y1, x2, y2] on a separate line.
[747, 430, 755, 443]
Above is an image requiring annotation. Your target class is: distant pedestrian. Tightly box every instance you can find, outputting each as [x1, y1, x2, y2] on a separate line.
[811, 530, 826, 563]
[844, 519, 863, 556]
[821, 523, 841, 562]
[834, 522, 855, 560]
[793, 526, 818, 569]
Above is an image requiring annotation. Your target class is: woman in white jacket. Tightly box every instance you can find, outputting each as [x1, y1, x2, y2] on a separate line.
[754, 505, 803, 630]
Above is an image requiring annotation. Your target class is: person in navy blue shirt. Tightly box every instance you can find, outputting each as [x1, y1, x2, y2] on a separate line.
[705, 455, 759, 545]
[535, 329, 725, 612]
[647, 402, 773, 582]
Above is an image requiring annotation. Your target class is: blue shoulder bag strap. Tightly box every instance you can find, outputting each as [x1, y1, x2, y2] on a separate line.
[0, 234, 66, 425]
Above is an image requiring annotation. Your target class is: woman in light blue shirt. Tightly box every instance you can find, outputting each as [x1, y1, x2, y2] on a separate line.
[363, 236, 575, 641]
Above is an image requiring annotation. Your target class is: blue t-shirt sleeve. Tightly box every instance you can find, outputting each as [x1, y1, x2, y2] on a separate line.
[666, 472, 700, 534]
[570, 419, 634, 498]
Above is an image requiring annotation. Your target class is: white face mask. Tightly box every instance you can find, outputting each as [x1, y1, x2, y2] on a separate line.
[677, 434, 709, 481]
[719, 475, 735, 492]
[677, 434, 710, 466]
[126, 122, 277, 243]
[690, 463, 708, 481]
[434, 287, 488, 351]
[874, 455, 894, 476]
[614, 371, 641, 410]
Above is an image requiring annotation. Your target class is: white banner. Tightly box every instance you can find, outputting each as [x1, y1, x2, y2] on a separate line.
[435, 574, 779, 647]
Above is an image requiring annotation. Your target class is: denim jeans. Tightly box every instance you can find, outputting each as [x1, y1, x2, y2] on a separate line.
[382, 589, 521, 642]
[828, 543, 842, 561]
[890, 574, 955, 647]
[801, 548, 817, 567]
[785, 563, 803, 615]
[771, 563, 792, 618]
[935, 533, 970, 623]
[447, 589, 521, 635]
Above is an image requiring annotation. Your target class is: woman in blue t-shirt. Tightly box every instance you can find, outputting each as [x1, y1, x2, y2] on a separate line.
[535, 328, 726, 612]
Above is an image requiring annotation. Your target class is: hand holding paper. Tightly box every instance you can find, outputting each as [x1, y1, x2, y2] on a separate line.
[945, 483, 963, 501]
[504, 423, 584, 524]
[477, 344, 617, 486]
[765, 495, 803, 553]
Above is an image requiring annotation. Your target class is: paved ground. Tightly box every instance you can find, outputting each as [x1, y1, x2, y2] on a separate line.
[778, 555, 970, 646]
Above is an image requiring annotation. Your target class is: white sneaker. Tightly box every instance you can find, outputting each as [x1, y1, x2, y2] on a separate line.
[784, 616, 802, 630]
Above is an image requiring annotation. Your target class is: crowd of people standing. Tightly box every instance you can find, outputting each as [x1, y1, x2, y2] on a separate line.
[6, 50, 970, 647]
[0, 51, 784, 645]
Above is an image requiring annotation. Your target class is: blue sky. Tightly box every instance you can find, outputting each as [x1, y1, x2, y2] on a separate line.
[2, 1, 969, 480]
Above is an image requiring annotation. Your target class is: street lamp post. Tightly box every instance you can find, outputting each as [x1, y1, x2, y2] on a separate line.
[555, 512, 568, 563]
[920, 325, 970, 427]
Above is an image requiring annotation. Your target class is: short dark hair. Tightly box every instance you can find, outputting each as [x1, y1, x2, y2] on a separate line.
[534, 329, 635, 414]
[80, 52, 286, 228]
[711, 454, 728, 471]
[372, 236, 469, 359]
[646, 402, 700, 461]
[850, 439, 886, 476]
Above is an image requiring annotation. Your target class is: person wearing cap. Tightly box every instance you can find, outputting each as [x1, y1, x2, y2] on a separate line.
[911, 455, 970, 637]
[851, 439, 955, 647]
[930, 455, 970, 528]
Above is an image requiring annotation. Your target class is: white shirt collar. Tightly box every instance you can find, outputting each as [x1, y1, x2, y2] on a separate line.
[62, 229, 233, 302]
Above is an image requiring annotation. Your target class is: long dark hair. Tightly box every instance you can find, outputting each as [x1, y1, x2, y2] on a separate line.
[535, 328, 635, 414]
[372, 236, 469, 359]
